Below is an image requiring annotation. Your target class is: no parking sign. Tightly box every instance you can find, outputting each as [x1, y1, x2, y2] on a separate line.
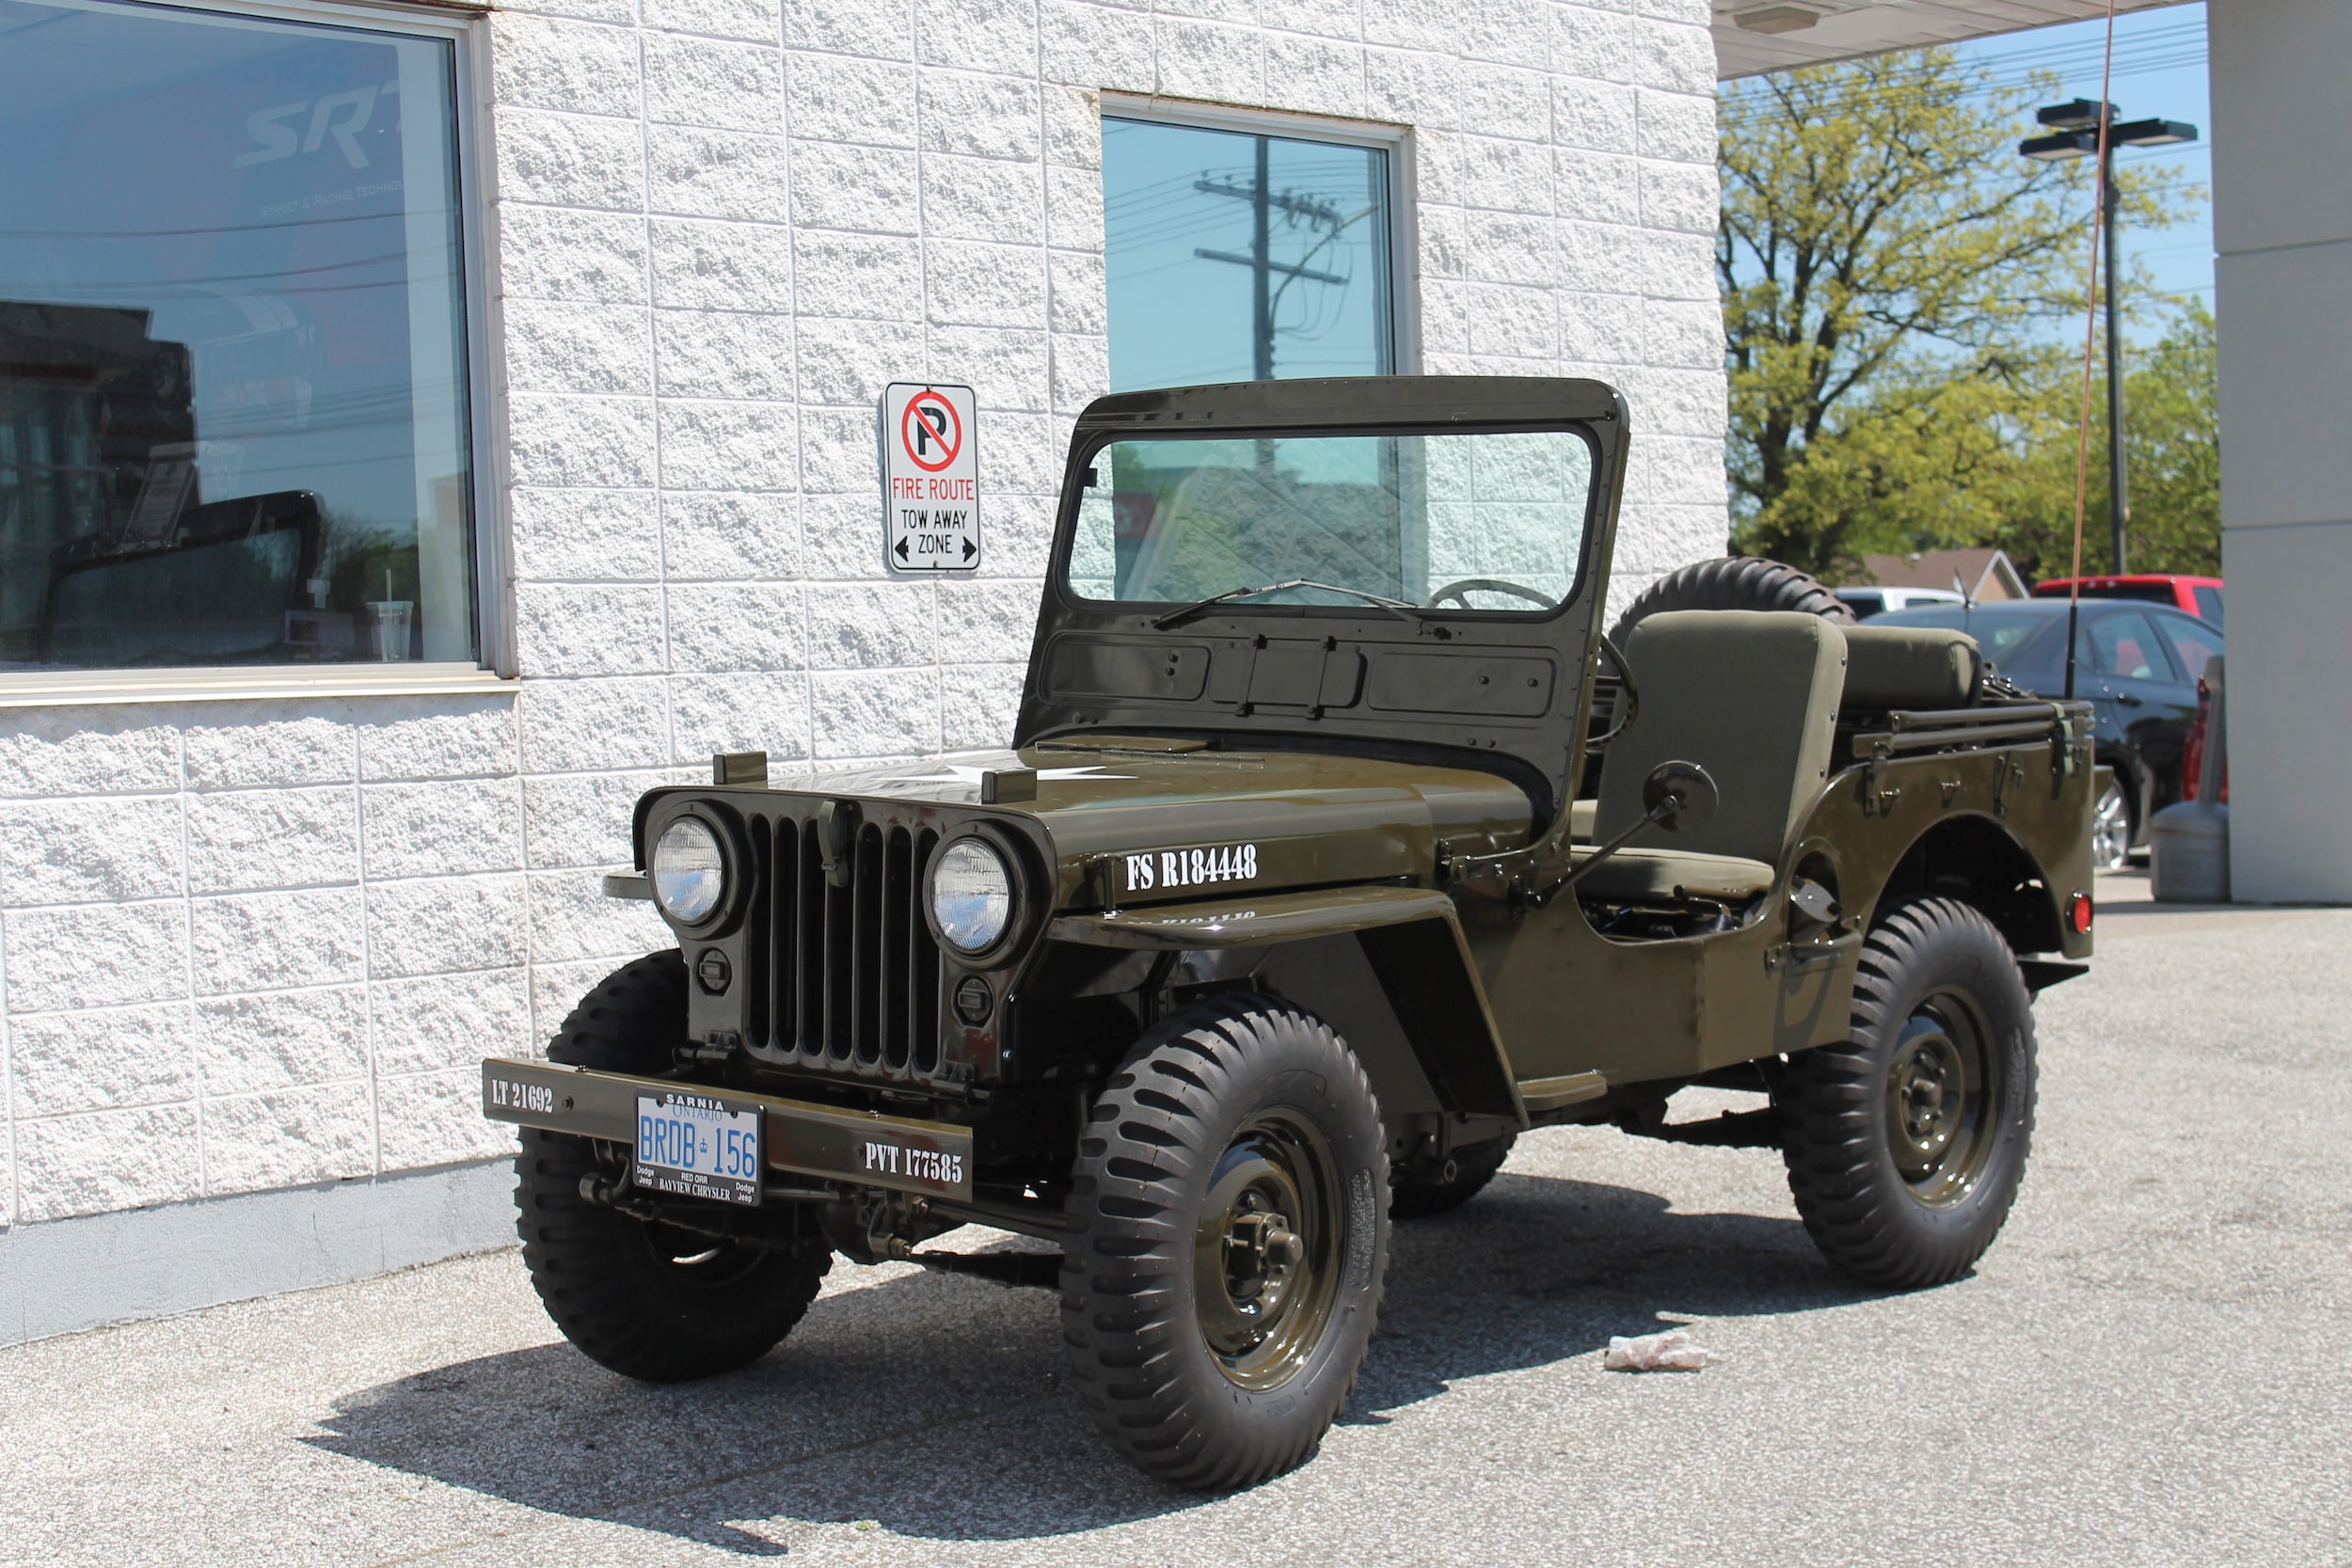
[879, 382, 980, 573]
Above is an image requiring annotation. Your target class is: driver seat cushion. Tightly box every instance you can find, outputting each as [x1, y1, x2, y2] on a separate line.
[1569, 846, 1776, 902]
[1592, 610, 1849, 875]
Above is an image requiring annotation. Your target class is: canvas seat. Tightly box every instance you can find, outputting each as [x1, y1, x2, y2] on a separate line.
[1573, 610, 1848, 903]
[1840, 624, 1982, 711]
[1574, 845, 1776, 901]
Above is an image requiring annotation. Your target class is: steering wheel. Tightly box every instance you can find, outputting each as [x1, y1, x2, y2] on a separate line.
[1425, 578, 1556, 610]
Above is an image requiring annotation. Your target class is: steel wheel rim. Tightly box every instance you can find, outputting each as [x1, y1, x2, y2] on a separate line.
[1883, 990, 2001, 1208]
[1193, 1110, 1343, 1391]
[2090, 781, 2132, 869]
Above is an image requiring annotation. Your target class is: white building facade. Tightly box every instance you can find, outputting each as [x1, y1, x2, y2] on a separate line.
[0, 0, 1728, 1337]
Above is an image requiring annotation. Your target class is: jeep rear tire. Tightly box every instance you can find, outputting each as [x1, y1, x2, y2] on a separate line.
[1060, 993, 1390, 1490]
[515, 951, 831, 1383]
[1390, 1133, 1515, 1220]
[1774, 899, 2037, 1289]
[1609, 555, 1855, 644]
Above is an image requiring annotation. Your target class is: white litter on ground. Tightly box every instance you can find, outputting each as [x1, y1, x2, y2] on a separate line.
[1603, 1330, 1721, 1371]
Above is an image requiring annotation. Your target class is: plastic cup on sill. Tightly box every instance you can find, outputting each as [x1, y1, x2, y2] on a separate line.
[367, 600, 414, 662]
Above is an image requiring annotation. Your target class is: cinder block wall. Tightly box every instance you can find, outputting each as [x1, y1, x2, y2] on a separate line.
[0, 0, 1727, 1231]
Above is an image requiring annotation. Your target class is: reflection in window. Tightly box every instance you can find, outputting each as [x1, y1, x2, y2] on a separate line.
[2161, 615, 2221, 684]
[1103, 118, 1393, 391]
[0, 0, 474, 671]
[1067, 431, 1594, 612]
[2082, 611, 2169, 681]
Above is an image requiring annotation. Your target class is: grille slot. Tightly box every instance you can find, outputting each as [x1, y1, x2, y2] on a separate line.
[764, 811, 946, 1081]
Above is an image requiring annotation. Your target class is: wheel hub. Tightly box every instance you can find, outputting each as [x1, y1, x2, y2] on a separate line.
[1194, 1115, 1343, 1389]
[1883, 995, 2000, 1207]
[1895, 1037, 1959, 1155]
[1222, 1207, 1304, 1317]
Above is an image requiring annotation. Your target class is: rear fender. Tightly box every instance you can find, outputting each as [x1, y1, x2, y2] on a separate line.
[1049, 887, 1527, 1125]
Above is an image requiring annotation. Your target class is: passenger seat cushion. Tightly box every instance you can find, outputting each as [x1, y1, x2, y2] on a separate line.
[1597, 610, 1847, 867]
[1841, 625, 1983, 712]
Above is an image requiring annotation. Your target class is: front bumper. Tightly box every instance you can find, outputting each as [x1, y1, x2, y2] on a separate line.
[481, 1056, 975, 1201]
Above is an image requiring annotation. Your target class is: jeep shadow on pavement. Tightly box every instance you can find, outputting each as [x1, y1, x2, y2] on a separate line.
[482, 374, 2096, 1491]
[307, 1167, 1871, 1546]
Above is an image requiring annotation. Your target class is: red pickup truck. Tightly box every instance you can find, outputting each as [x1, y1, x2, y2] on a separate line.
[2033, 574, 2223, 628]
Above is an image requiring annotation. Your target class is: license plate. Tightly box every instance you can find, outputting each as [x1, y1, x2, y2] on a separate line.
[633, 1091, 763, 1207]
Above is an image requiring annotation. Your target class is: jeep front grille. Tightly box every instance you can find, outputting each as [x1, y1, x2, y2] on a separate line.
[748, 812, 943, 1081]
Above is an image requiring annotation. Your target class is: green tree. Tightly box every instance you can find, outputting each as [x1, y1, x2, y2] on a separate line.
[2003, 302, 2220, 579]
[1718, 49, 2194, 581]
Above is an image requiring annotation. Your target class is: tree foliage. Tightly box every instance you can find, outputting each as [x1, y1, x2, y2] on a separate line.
[1717, 49, 2203, 582]
[2004, 302, 2221, 578]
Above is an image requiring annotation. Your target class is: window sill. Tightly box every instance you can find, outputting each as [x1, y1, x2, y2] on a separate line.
[0, 663, 518, 709]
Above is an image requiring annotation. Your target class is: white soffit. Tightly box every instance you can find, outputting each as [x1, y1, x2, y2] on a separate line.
[1714, 0, 2192, 80]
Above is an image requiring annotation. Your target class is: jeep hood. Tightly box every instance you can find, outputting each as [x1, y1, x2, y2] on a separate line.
[768, 740, 1537, 906]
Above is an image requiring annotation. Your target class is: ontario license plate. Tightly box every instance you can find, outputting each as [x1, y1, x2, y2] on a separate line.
[633, 1091, 763, 1207]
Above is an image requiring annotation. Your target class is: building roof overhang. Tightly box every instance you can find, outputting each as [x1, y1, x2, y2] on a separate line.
[1713, 0, 2192, 80]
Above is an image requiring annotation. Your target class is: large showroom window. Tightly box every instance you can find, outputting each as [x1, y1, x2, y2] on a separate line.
[1103, 113, 1401, 392]
[0, 0, 480, 673]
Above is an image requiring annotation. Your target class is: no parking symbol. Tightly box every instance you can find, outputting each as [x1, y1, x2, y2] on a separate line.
[880, 382, 980, 573]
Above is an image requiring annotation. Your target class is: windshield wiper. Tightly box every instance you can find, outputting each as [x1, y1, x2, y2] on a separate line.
[1149, 578, 1424, 629]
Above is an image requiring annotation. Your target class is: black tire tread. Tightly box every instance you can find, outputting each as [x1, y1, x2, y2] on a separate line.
[1390, 1133, 1516, 1220]
[1609, 555, 1856, 644]
[1775, 898, 2037, 1289]
[515, 951, 830, 1383]
[1059, 992, 1388, 1491]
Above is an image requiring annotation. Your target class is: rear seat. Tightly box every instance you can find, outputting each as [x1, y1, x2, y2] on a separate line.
[1840, 624, 1982, 711]
[1573, 610, 1847, 904]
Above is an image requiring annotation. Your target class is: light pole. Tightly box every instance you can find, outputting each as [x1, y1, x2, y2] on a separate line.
[2021, 100, 2199, 577]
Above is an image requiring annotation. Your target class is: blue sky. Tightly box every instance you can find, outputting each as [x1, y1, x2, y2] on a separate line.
[1951, 1, 2212, 334]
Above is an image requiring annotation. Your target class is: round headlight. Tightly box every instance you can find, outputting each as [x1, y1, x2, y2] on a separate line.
[650, 818, 726, 925]
[931, 839, 1013, 954]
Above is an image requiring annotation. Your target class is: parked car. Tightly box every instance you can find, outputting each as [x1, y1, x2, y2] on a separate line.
[1834, 584, 1965, 619]
[2182, 664, 2228, 803]
[2032, 573, 2223, 629]
[1874, 598, 2222, 868]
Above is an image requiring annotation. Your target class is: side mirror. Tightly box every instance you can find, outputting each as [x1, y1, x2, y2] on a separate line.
[1641, 760, 1718, 835]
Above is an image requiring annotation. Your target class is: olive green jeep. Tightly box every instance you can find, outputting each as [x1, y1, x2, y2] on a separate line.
[484, 376, 2094, 1490]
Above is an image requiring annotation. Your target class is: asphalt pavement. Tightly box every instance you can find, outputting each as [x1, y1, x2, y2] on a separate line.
[4, 870, 2347, 1568]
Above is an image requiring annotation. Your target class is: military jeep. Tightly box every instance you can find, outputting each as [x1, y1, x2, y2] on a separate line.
[484, 376, 2094, 1490]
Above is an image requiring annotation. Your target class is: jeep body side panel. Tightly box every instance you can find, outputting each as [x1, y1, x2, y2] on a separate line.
[1463, 901, 1823, 1085]
[1459, 713, 2093, 1090]
[1792, 730, 2097, 966]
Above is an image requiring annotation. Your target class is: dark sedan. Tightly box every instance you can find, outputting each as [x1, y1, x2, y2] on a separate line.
[1872, 598, 2223, 869]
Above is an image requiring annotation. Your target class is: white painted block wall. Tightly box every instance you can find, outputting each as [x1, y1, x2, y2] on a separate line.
[2210, 0, 2352, 903]
[0, 0, 1728, 1234]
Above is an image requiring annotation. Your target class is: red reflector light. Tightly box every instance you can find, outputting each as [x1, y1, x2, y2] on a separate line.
[2069, 893, 2094, 933]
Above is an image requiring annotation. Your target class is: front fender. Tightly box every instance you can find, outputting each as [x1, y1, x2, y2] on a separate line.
[1050, 886, 1528, 1125]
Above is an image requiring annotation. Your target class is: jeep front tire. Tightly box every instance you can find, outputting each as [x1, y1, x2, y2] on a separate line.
[514, 951, 832, 1382]
[1060, 994, 1390, 1490]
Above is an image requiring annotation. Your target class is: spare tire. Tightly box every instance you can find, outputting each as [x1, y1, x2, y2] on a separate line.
[1609, 556, 1855, 644]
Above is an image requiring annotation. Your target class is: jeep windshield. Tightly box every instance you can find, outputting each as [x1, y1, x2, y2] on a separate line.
[1063, 428, 1597, 616]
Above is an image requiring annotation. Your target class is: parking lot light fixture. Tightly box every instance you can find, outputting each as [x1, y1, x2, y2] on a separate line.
[2020, 101, 2201, 576]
